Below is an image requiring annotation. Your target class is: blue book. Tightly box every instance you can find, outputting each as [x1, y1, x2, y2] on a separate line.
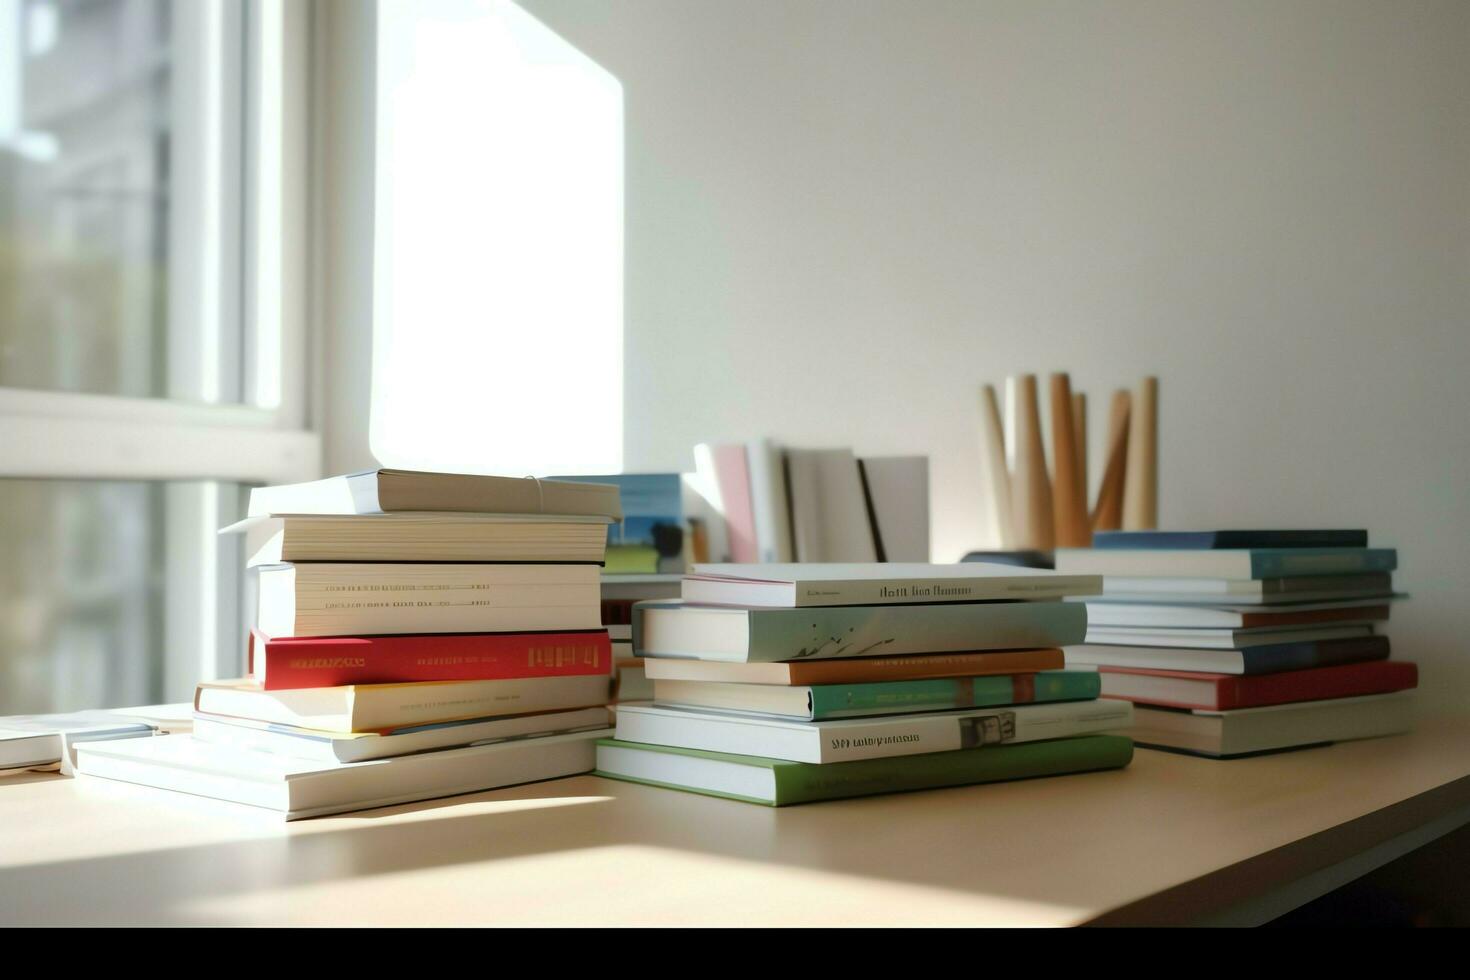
[1056, 547, 1396, 579]
[554, 474, 685, 556]
[1092, 530, 1367, 550]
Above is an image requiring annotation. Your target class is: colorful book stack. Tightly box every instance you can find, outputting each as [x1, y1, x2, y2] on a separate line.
[1058, 530, 1415, 758]
[73, 469, 622, 819]
[595, 563, 1135, 806]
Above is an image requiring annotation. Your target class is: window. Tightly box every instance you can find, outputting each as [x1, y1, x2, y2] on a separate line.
[0, 0, 318, 713]
[368, 0, 624, 476]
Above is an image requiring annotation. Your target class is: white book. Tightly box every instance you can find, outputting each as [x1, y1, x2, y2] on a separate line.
[785, 448, 877, 563]
[1083, 624, 1374, 649]
[0, 712, 159, 775]
[611, 699, 1132, 764]
[1082, 601, 1390, 629]
[746, 438, 793, 563]
[1126, 693, 1413, 757]
[191, 707, 610, 764]
[858, 456, 930, 562]
[684, 562, 1100, 608]
[75, 729, 609, 819]
[257, 562, 602, 637]
[1095, 572, 1392, 603]
[247, 469, 622, 519]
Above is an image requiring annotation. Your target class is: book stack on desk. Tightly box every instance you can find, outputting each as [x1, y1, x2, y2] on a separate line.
[594, 563, 1135, 805]
[1058, 530, 1416, 758]
[73, 470, 622, 819]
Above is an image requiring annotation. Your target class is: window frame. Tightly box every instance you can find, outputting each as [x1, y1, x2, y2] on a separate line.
[0, 0, 320, 700]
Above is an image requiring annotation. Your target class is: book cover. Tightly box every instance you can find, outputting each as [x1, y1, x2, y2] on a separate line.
[612, 699, 1133, 764]
[249, 629, 612, 690]
[1065, 634, 1390, 675]
[636, 600, 1087, 663]
[594, 735, 1134, 806]
[655, 670, 1100, 721]
[785, 449, 878, 563]
[683, 562, 1100, 607]
[248, 469, 622, 519]
[858, 456, 930, 562]
[707, 444, 759, 562]
[641, 648, 1065, 685]
[1098, 660, 1418, 711]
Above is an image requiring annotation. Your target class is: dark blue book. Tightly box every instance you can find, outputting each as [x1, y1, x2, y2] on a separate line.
[1092, 529, 1368, 550]
[1073, 635, 1390, 675]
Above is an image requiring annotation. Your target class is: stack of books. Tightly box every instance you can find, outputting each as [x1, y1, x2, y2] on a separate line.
[73, 469, 622, 819]
[692, 441, 929, 563]
[1058, 530, 1415, 757]
[595, 563, 1135, 806]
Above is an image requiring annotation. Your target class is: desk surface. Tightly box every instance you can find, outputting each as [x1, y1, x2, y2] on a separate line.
[3, 715, 1469, 927]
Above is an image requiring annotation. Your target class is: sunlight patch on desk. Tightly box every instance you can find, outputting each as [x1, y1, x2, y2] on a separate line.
[173, 843, 1090, 927]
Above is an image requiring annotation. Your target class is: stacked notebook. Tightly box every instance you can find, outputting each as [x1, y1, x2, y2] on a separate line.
[1058, 530, 1415, 757]
[595, 563, 1135, 805]
[73, 469, 621, 819]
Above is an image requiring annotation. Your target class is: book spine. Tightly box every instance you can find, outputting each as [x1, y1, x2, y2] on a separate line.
[260, 632, 611, 690]
[773, 735, 1134, 805]
[786, 649, 1065, 685]
[807, 671, 1100, 719]
[1225, 661, 1417, 709]
[793, 578, 1088, 606]
[813, 700, 1130, 762]
[1251, 550, 1397, 577]
[1238, 635, 1390, 675]
[747, 602, 1087, 662]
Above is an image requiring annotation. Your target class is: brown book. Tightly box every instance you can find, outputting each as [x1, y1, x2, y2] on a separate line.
[641, 648, 1064, 686]
[248, 468, 623, 519]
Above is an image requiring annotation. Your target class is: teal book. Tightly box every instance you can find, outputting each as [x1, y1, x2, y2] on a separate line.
[595, 735, 1134, 806]
[1056, 547, 1397, 580]
[653, 670, 1101, 721]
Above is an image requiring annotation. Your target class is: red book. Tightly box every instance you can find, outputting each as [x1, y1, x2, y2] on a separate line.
[1097, 660, 1417, 711]
[248, 629, 612, 690]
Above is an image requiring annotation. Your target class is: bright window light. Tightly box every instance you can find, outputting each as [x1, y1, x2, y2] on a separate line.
[371, 0, 623, 475]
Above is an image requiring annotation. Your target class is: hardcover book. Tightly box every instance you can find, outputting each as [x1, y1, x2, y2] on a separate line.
[594, 734, 1134, 806]
[247, 629, 612, 690]
[226, 512, 611, 566]
[1082, 623, 1374, 649]
[0, 712, 159, 774]
[1095, 572, 1392, 603]
[611, 699, 1133, 764]
[248, 468, 622, 519]
[1125, 692, 1413, 758]
[192, 706, 611, 764]
[1081, 602, 1391, 630]
[652, 670, 1101, 721]
[635, 600, 1087, 663]
[1064, 635, 1390, 675]
[1096, 660, 1418, 711]
[255, 562, 602, 637]
[195, 673, 612, 733]
[75, 729, 609, 820]
[1055, 547, 1397, 579]
[785, 448, 878, 563]
[1091, 530, 1368, 550]
[683, 562, 1100, 607]
[640, 648, 1065, 686]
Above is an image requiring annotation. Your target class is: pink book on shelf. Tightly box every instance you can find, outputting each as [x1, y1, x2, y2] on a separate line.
[711, 444, 759, 562]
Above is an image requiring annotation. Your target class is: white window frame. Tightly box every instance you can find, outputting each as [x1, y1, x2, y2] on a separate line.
[0, 0, 320, 697]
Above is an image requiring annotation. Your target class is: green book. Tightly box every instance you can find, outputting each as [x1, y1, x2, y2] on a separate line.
[605, 545, 660, 575]
[595, 734, 1134, 806]
[654, 670, 1101, 721]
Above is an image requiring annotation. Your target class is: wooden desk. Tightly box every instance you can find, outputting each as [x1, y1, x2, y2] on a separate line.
[3, 716, 1468, 926]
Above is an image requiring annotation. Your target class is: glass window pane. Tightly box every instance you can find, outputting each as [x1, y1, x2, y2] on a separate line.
[0, 0, 242, 403]
[0, 477, 248, 713]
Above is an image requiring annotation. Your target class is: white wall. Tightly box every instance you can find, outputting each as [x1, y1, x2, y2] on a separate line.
[518, 0, 1470, 706]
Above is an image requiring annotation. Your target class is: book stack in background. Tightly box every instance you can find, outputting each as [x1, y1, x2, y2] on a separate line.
[595, 563, 1135, 806]
[1058, 530, 1415, 758]
[690, 440, 930, 564]
[73, 470, 621, 819]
